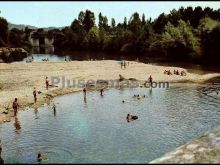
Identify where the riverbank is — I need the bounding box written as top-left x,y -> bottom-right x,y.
0,60 -> 219,124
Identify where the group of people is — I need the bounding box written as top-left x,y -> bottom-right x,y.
83,86 -> 104,99
132,94 -> 146,100
64,56 -> 71,62
12,77 -> 50,117
164,69 -> 187,76
42,58 -> 49,61
26,56 -> 34,63
120,60 -> 129,69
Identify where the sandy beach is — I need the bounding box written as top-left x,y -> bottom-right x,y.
0,60 -> 219,124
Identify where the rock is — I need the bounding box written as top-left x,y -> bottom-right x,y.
198,147 -> 206,152
171,149 -> 183,155
186,144 -> 199,151
182,154 -> 195,160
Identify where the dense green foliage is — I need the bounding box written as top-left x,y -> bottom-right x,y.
0,6 -> 220,64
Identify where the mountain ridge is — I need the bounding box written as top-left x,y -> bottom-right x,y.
8,22 -> 65,31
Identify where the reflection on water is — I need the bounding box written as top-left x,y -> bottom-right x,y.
0,83 -> 220,163
31,46 -> 54,54
14,117 -> 21,134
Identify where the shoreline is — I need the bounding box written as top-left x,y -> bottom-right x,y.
0,60 -> 220,124
149,125 -> 220,163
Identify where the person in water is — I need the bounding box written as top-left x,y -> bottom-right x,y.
83,86 -> 87,98
12,98 -> 19,117
37,152 -> 43,162
126,114 -> 138,122
45,77 -> 49,90
33,87 -> 37,103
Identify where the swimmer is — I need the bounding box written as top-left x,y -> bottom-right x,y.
37,152 -> 43,162
122,100 -> 125,103
126,114 -> 138,122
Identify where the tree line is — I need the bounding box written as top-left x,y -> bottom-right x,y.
0,6 -> 220,65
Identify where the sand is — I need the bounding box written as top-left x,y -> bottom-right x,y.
0,60 -> 219,123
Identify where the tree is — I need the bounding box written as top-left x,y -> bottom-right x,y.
123,17 -> 127,29
70,19 -> 81,33
87,26 -> 99,50
0,17 -> 9,46
198,17 -> 219,34
102,16 -> 109,31
154,20 -> 199,59
9,28 -> 23,47
153,13 -> 168,34
202,25 -> 220,64
98,12 -> 103,29
111,18 -> 116,29
82,10 -> 95,32
128,12 -> 142,37
78,11 -> 85,25
142,14 -> 146,26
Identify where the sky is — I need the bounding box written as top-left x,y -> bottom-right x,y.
0,1 -> 220,28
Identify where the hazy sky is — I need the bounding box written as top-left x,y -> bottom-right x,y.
0,1 -> 220,28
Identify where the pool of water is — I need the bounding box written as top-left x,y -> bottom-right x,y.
0,83 -> 220,163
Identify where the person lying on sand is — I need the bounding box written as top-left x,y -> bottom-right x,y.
180,70 -> 186,76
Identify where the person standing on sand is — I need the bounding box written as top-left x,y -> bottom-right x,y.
33,87 -> 37,103
100,88 -> 104,96
120,61 -> 123,69
45,77 -> 49,90
148,75 -> 153,87
123,60 -> 126,69
12,98 -> 19,117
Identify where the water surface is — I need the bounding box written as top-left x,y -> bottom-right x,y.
0,83 -> 220,163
